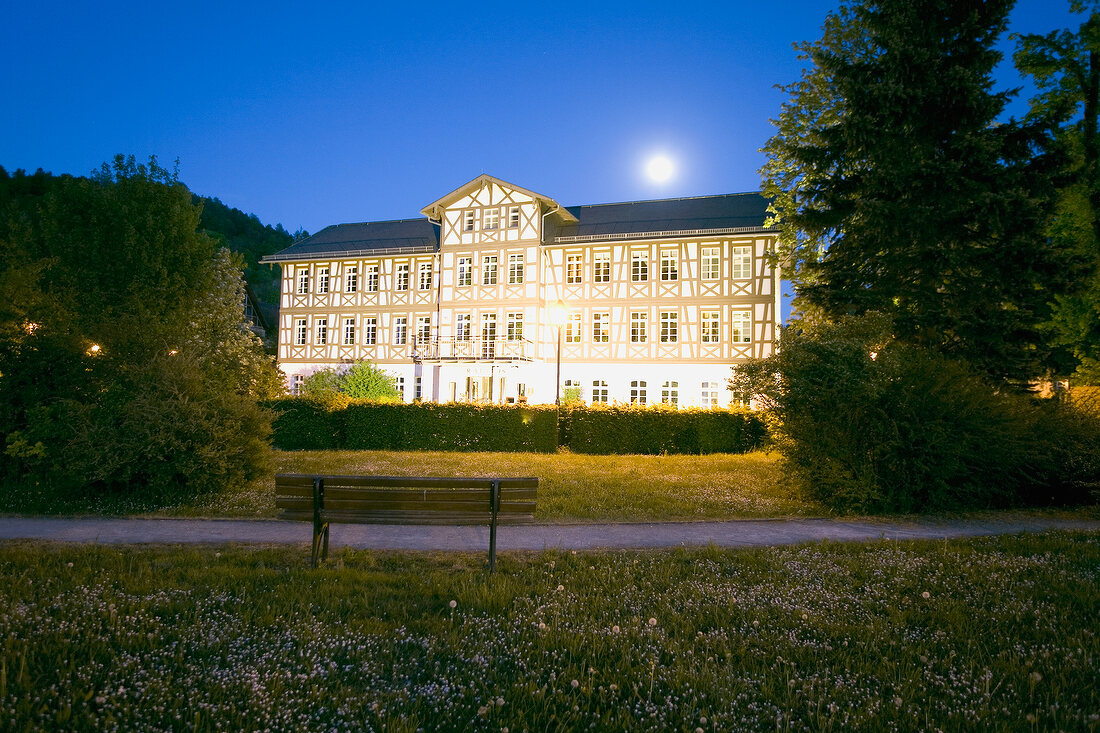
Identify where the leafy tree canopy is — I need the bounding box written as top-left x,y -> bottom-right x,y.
301,361 -> 401,402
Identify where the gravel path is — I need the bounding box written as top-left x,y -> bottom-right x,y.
1,515 -> 1097,552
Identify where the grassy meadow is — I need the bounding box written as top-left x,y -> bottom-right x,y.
2,531 -> 1098,731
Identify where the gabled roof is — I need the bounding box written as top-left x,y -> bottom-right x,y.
420,174 -> 578,223
552,192 -> 770,242
259,218 -> 439,263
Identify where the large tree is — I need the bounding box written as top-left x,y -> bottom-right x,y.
0,157 -> 281,502
1015,1 -> 1100,383
762,0 -> 1076,386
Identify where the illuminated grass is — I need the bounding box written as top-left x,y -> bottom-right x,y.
1,531 -> 1098,731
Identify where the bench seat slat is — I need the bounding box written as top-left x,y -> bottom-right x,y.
276,474 -> 536,489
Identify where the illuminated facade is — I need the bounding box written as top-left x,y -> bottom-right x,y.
260,175 -> 780,406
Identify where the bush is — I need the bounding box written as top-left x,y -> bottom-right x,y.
736,313 -> 1100,513
561,404 -> 765,455
300,361 -> 401,401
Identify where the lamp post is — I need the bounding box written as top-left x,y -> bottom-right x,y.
547,298 -> 569,406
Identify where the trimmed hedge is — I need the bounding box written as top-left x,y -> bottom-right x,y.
267,400 -> 767,454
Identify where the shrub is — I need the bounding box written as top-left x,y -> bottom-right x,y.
300,361 -> 400,402
562,404 -> 766,455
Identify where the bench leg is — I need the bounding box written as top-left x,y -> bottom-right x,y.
311,522 -> 329,568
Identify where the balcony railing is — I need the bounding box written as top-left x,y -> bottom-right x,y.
409,337 -> 535,362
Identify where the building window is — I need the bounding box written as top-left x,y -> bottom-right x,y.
317,267 -> 330,294
593,312 -> 610,343
296,268 -> 310,294
396,264 -> 409,291
594,252 -> 611,283
661,381 -> 679,405
701,381 -> 720,407
701,246 -> 720,280
294,318 -> 307,345
394,317 -> 407,345
566,253 -> 583,284
291,374 -> 304,395
483,255 -> 498,285
416,316 -> 432,344
418,262 -> 433,291
464,210 -> 475,232
457,256 -> 473,287
732,310 -> 752,343
732,246 -> 752,279
456,313 -> 471,341
484,208 -> 500,230
415,376 -> 423,400
660,250 -> 678,281
591,380 -> 609,403
507,312 -> 524,341
630,380 -> 647,405
508,206 -> 520,229
343,317 -> 356,345
395,376 -> 405,400
315,318 -> 328,345
631,251 -> 648,282
364,317 -> 377,345
481,313 -> 497,358
565,313 -> 582,343
508,253 -> 524,284
660,311 -> 678,343
631,312 -> 647,343
344,265 -> 358,293
366,264 -> 379,292
702,311 -> 721,343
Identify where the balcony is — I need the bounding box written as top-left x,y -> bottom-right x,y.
409,337 -> 535,362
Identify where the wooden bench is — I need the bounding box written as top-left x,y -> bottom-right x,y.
274,474 -> 538,571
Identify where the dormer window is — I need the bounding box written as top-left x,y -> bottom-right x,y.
484,208 -> 500,230
464,210 -> 475,232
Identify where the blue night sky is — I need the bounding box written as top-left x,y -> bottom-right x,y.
0,0 -> 1081,236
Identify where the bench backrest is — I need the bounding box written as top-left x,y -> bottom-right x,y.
275,474 -> 538,525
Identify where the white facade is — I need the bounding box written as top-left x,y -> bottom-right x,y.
262,175 -> 780,407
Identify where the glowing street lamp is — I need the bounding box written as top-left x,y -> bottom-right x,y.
547,298 -> 569,406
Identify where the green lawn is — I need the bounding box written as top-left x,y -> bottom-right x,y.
2,532 -> 1097,731
34,449 -> 814,522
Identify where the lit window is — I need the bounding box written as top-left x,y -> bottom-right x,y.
418,262 -> 433,291
483,255 -> 498,285
464,210 -> 475,232
508,253 -> 524,284
702,311 -> 721,343
291,374 -> 304,395
416,316 -> 431,344
457,256 -> 473,286
630,380 -> 647,405
507,313 -> 524,341
294,318 -> 307,345
366,264 -> 379,292
296,268 -> 310,294
315,318 -> 328,345
661,381 -> 679,405
317,267 -> 329,294
732,246 -> 752,279
732,311 -> 752,343
701,246 -> 720,280
565,313 -> 581,343
456,314 -> 471,341
396,264 -> 409,291
660,250 -> 678,281
593,312 -> 610,343
594,252 -> 610,283
631,312 -> 647,343
345,265 -> 358,292
660,312 -> 678,343
364,317 -> 377,345
591,380 -> 609,403
508,206 -> 520,229
394,317 -> 407,345
566,253 -> 583,284
343,317 -> 356,345
631,251 -> 648,282
484,208 -> 500,230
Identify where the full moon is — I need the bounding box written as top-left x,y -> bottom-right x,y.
645,155 -> 675,183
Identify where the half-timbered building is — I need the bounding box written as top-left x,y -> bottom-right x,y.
260,174 -> 780,406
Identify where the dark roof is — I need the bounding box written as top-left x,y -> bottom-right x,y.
554,192 -> 769,240
260,218 -> 439,262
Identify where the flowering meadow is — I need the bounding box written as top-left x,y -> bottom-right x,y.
2,531 -> 1098,731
